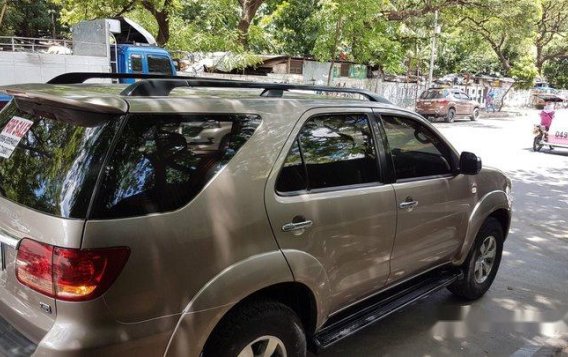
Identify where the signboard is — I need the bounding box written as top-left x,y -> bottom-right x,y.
0,116 -> 33,159
548,110 -> 568,146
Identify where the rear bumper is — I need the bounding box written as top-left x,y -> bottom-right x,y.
0,314 -> 37,357
416,109 -> 446,117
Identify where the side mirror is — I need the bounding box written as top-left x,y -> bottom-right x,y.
460,151 -> 482,175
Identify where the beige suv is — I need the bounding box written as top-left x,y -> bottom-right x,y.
0,74 -> 511,357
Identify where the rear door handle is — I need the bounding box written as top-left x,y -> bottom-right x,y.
282,220 -> 313,232
399,200 -> 418,209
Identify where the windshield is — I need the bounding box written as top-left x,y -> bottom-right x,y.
0,102 -> 119,218
420,90 -> 448,99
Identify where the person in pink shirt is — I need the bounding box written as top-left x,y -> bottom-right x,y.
540,103 -> 555,131
539,103 -> 555,149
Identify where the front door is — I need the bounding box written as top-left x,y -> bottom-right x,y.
378,113 -> 472,283
265,109 -> 397,312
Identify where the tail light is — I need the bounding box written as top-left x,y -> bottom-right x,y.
438,99 -> 449,105
16,239 -> 130,301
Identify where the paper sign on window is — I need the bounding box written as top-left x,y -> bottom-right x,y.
0,116 -> 33,159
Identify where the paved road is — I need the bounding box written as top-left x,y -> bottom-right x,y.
319,112 -> 568,356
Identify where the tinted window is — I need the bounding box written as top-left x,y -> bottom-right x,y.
382,116 -> 453,180
91,114 -> 261,218
148,55 -> 172,74
131,55 -> 143,73
277,113 -> 379,192
0,102 -> 118,218
420,90 -> 448,99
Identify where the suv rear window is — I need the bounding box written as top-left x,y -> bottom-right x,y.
0,102 -> 119,218
420,90 -> 448,99
90,113 -> 261,219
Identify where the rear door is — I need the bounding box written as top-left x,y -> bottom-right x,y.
265,108 -> 397,312
377,112 -> 472,283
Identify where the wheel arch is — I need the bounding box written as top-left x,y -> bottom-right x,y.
453,190 -> 511,265
201,281 -> 318,354
163,251 -> 325,356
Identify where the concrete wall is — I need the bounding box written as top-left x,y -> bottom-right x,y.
0,52 -> 110,85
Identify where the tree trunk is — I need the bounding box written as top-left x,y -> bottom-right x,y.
141,0 -> 170,46
237,0 -> 265,49
154,11 -> 170,46
0,1 -> 8,29
498,83 -> 514,112
536,44 -> 543,75
327,15 -> 343,86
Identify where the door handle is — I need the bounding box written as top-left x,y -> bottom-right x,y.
399,200 -> 418,209
282,220 -> 313,232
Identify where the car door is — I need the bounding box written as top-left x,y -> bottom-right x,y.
460,92 -> 474,114
265,108 -> 397,312
376,111 -> 472,283
451,91 -> 466,115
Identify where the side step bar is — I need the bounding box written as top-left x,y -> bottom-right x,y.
311,269 -> 462,352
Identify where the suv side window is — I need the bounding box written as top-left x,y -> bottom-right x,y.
382,115 -> 453,180
276,113 -> 380,192
91,113 -> 261,219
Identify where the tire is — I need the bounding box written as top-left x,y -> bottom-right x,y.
533,136 -> 543,152
203,300 -> 307,357
445,108 -> 456,123
470,107 -> 480,121
448,217 -> 503,300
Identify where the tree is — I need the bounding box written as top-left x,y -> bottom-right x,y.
543,57 -> 568,88
535,0 -> 568,74
54,0 -> 178,45
457,0 -> 540,75
237,0 -> 265,48
255,0 -> 320,56
0,0 -> 65,37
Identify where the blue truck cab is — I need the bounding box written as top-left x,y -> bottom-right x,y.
111,44 -> 177,84
0,94 -> 11,111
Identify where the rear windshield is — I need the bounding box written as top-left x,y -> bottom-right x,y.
420,90 -> 448,99
90,113 -> 261,219
0,102 -> 119,218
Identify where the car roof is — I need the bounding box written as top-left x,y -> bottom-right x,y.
0,82 -> 410,115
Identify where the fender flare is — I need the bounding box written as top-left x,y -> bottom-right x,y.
164,249 -> 331,356
164,251 -> 293,356
454,190 -> 511,265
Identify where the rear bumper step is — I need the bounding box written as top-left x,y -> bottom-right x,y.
0,314 -> 37,357
311,269 -> 462,352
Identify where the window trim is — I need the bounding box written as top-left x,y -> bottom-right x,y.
377,112 -> 459,183
275,111 -> 384,196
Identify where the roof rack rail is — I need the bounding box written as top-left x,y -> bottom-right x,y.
47,72 -> 392,104
47,72 -> 233,84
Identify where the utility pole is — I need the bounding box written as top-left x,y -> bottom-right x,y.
428,10 -> 439,89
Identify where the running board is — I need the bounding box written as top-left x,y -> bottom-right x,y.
311,269 -> 462,352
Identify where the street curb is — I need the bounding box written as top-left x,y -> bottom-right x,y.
479,111 -> 527,119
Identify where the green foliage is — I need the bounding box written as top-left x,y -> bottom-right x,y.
255,0 -> 320,56
510,55 -> 538,88
543,58 -> 568,89
0,0 -> 66,37
457,0 -> 539,75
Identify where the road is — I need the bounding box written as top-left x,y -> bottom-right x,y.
319,112 -> 568,356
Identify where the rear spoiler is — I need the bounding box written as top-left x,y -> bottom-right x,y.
0,87 -> 127,126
